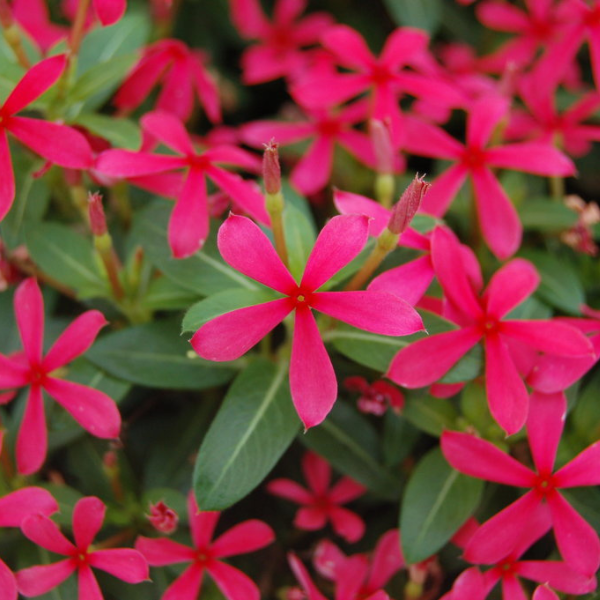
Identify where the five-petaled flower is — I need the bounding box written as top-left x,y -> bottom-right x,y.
16,496 -> 148,598
136,492 -> 274,600
191,213 -> 424,429
0,278 -> 121,474
268,451 -> 366,542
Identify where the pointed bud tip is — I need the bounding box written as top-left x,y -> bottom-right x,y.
88,191 -> 107,236
263,138 -> 281,195
387,174 -> 431,235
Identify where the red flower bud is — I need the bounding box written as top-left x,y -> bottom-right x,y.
263,139 -> 281,195
370,118 -> 394,174
147,500 -> 179,534
88,191 -> 107,236
387,174 -> 431,235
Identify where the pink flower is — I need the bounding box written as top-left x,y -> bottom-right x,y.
288,552 -> 390,600
267,451 -> 366,542
344,377 -> 404,416
0,55 -> 93,222
191,213 -> 424,428
292,25 -> 461,147
17,496 -> 148,598
114,39 -> 221,123
388,226 -> 593,434
11,0 -> 69,53
136,492 -> 274,600
313,530 -> 404,597
96,110 -> 267,258
333,189 -> 434,305
442,390 -> 600,576
0,278 -> 121,474
404,96 -> 575,258
241,101 -> 380,195
228,0 -> 334,84
147,501 -> 179,535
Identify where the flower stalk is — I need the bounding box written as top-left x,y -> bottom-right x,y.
263,140 -> 289,267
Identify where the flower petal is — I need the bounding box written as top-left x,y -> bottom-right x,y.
73,497 -> 105,551
2,55 -> 66,116
419,164 -> 468,217
43,311 -> 107,372
499,320 -> 593,356
14,278 -> 44,365
288,554 -> 329,600
532,585 -> 559,600
464,491 -> 542,564
388,327 -> 481,388
0,129 -> 15,221
548,491 -> 600,577
291,135 -> 334,195
294,506 -> 327,530
290,305 -> 337,429
329,506 -> 365,542
486,143 -> 575,176
135,537 -> 195,565
0,487 -> 58,527
312,290 -> 423,335
93,0 -> 125,25
484,259 -> 539,320
208,560 -> 260,600
212,520 -> 274,558
8,117 -> 92,169
188,496 -> 220,550
241,120 -> 314,146
471,166 -> 522,260
89,549 -> 149,582
302,451 -> 330,495
321,25 -> 374,69
301,214 -> 369,291
141,111 -> 194,156
501,577 -> 528,600
485,332 -> 530,435
441,431 -> 535,486
517,561 -> 597,594
0,353 -> 29,388
0,559 -> 16,600
381,27 -> 429,67
367,529 -> 404,589
527,391 -> 566,476
163,564 -> 204,600
96,149 -> 185,177
404,116 -> 463,160
467,96 -> 509,148
329,477 -> 365,504
555,441 -> 600,488
16,385 -> 47,475
267,479 -> 312,504
77,567 -> 103,600
21,513 -> 74,555
333,189 -> 390,237
168,169 -> 209,258
367,255 -> 434,305
191,299 -> 293,361
16,560 -> 74,597
43,377 -> 121,439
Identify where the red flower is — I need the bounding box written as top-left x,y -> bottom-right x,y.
17,497 -> 148,598
0,55 -> 93,222
136,492 -> 274,600
0,278 -> 121,474
268,452 -> 366,542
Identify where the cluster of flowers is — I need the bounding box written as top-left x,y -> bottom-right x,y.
0,0 -> 599,599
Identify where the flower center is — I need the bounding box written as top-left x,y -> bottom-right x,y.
317,118 -> 341,137
370,63 -> 392,85
499,560 -> 516,577
293,288 -> 312,307
534,473 -> 556,496
478,316 -> 499,336
27,365 -> 47,386
461,145 -> 488,170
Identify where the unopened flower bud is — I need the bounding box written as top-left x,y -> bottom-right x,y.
147,500 -> 179,534
370,119 -> 394,174
263,139 -> 281,195
387,174 -> 430,235
88,192 -> 107,236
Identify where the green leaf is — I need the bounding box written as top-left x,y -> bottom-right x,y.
383,411 -> 420,468
25,222 -> 107,298
382,0 -> 443,33
0,61 -> 23,103
134,202 -> 261,296
301,401 -> 401,499
519,198 -> 577,232
141,276 -> 200,311
283,203 -> 316,281
86,319 -> 236,389
194,359 -> 300,510
74,113 -> 141,150
400,448 -> 483,564
182,288 -> 277,333
520,250 -> 585,314
403,395 -> 458,437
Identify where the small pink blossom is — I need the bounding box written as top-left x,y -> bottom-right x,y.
0,278 -> 121,474
344,377 -> 404,416
268,452 -> 366,542
17,496 -> 148,598
147,501 -> 179,535
136,492 -> 274,600
191,213 -> 424,428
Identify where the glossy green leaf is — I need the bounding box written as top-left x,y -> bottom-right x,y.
383,411 -> 420,468
283,203 -> 316,281
86,319 -> 236,389
182,288 -> 278,333
302,401 -> 401,499
141,276 -> 200,311
519,198 -> 577,231
400,448 -> 483,564
25,222 -> 107,298
383,0 -> 442,32
134,202 -> 261,296
74,113 -> 141,150
194,359 -> 300,510
403,395 -> 458,437
521,250 -> 585,314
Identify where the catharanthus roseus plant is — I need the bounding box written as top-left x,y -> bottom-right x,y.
1,0 -> 600,599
